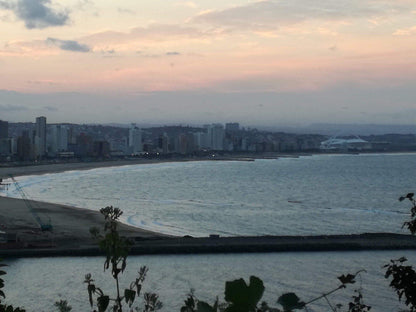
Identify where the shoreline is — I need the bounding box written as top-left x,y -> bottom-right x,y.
1,154 -> 415,258
0,196 -> 170,253
1,194 -> 415,258
1,151 -> 415,179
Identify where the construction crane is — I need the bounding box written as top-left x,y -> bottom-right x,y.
9,175 -> 52,232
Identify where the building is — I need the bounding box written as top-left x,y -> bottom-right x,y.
225,123 -> 239,132
34,116 -> 47,158
129,124 -> 142,154
157,133 -> 169,154
49,125 -> 68,156
93,140 -> 110,158
208,124 -> 225,151
17,131 -> 32,161
320,136 -> 372,151
0,120 -> 8,139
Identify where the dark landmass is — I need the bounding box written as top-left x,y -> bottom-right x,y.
1,233 -> 415,258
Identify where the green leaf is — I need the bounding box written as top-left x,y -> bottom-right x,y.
224,276 -> 264,311
124,289 -> 136,306
277,293 -> 304,311
0,271 -> 5,276
97,295 -> 110,312
197,301 -> 216,312
337,274 -> 356,285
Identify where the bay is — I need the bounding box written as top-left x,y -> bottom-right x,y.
1,153 -> 416,311
3,153 -> 415,236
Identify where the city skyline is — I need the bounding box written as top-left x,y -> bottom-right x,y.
1,0 -> 415,125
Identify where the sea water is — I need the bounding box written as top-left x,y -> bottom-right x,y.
2,153 -> 416,236
3,251 -> 416,311
1,153 -> 416,311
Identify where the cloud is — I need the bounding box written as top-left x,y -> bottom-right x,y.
393,25 -> 416,36
83,24 -> 212,48
43,105 -> 58,112
0,1 -> 12,9
192,0 -> 413,31
0,0 -> 69,29
0,103 -> 29,112
46,38 -> 90,52
166,51 -> 181,55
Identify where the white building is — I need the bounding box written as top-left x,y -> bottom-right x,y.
320,136 -> 371,151
209,123 -> 225,151
49,125 -> 68,155
129,124 -> 142,154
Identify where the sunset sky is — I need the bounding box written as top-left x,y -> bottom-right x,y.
1,0 -> 415,126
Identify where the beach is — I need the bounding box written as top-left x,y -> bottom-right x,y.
1,195 -> 415,258
1,159 -> 416,258
0,158 -> 195,178
0,196 -> 168,251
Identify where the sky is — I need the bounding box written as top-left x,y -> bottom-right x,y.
0,0 -> 415,126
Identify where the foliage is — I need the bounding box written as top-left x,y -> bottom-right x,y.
54,300 -> 72,312
180,271 -> 368,312
347,290 -> 371,312
85,206 -> 162,312
399,192 -> 416,235
384,257 -> 416,311
382,193 -> 416,312
0,260 -> 25,312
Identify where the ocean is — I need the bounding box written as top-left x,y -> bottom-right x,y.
2,153 -> 415,236
1,153 -> 416,311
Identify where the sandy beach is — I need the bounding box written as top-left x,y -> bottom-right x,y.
0,196 -> 168,250
1,160 -> 415,257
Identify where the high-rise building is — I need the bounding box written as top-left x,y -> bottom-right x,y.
225,123 -> 239,132
129,124 -> 142,154
35,116 -> 47,157
0,120 -> 10,157
50,125 -> 68,155
209,123 -> 225,151
0,120 -> 8,139
17,131 -> 33,161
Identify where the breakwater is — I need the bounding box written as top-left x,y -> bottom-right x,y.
1,233 -> 415,258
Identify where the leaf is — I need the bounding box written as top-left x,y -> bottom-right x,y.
277,293 -> 304,311
97,295 -> 110,312
224,276 -> 264,311
406,193 -> 414,200
0,271 -> 5,276
338,274 -> 356,285
124,289 -> 136,306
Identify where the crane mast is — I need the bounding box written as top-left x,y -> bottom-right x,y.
9,176 -> 52,232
